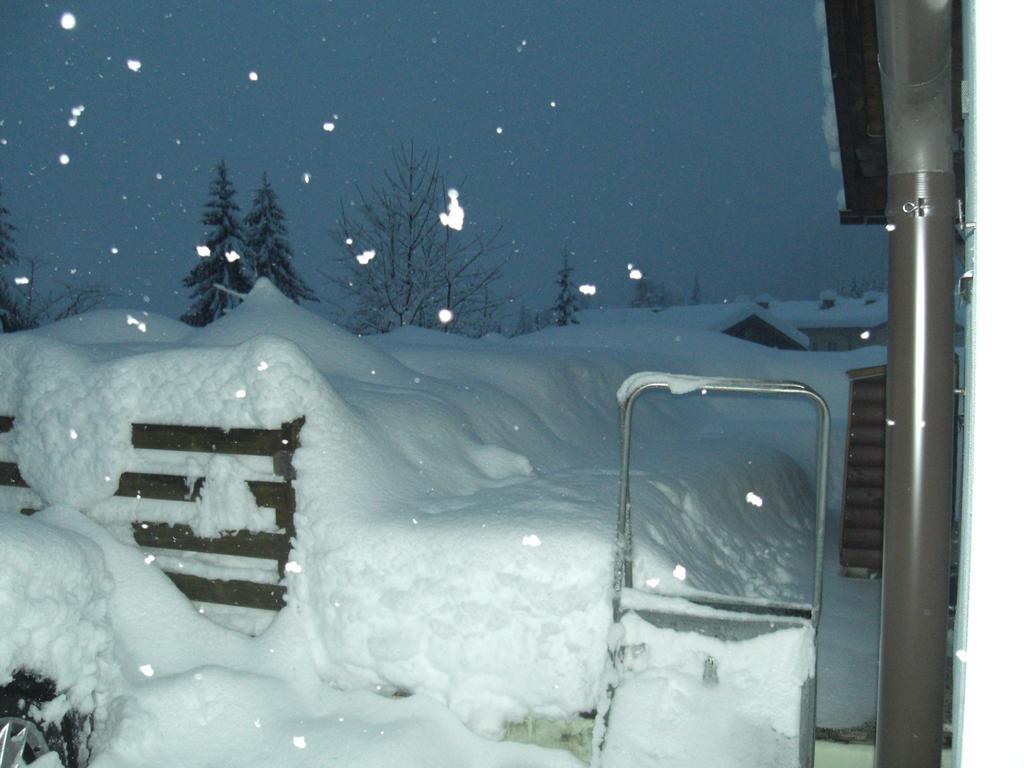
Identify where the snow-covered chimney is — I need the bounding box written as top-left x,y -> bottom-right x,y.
755,293 -> 773,309
819,289 -> 837,310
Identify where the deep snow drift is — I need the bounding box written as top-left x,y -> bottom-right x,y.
1,281 -> 885,765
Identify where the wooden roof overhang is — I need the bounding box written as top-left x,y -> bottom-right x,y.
823,0 -> 964,225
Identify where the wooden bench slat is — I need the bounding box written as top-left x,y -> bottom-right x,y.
132,418 -> 303,457
132,522 -> 291,562
115,472 -> 294,513
165,572 -> 286,611
0,461 -> 29,488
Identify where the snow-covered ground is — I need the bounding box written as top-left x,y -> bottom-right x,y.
1,281 -> 885,766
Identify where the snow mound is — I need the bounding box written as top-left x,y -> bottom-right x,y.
23,308 -> 193,347
602,612 -> 814,767
194,278 -> 413,385
0,509 -> 115,719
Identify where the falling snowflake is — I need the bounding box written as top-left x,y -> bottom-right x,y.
249,71 -> 259,81
323,121 -> 335,132
645,577 -> 660,588
225,249 -> 241,262
126,59 -> 142,72
579,284 -> 597,296
438,308 -> 454,325
110,246 -> 119,255
69,429 -> 78,440
356,250 -> 375,265
628,268 -> 643,280
196,245 -> 211,257
60,12 -> 76,30
292,736 -> 307,749
439,189 -> 464,231
302,172 -> 311,184
284,561 -> 302,574
144,554 -> 155,565
521,533 -> 542,547
745,491 -> 764,507
235,389 -> 246,399
860,330 -> 871,340
672,564 -> 687,581
257,361 -> 269,371
59,153 -> 70,165
139,664 -> 155,677
14,276 -> 29,285
495,126 -> 504,135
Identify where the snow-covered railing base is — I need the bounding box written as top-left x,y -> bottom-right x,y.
0,415 -> 303,613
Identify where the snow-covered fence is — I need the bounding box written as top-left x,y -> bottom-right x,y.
0,414 -> 303,612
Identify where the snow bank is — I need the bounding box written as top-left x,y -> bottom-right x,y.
1,284 -> 886,755
0,509 -> 116,720
602,612 -> 814,768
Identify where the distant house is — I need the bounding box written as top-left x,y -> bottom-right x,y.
769,291 -> 889,351
643,303 -> 811,351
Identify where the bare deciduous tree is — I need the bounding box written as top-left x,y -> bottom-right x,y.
326,143 -> 506,335
1,258 -> 109,331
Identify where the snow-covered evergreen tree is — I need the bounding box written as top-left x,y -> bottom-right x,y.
181,161 -> 252,326
689,272 -> 702,305
243,174 -> 317,303
0,182 -> 16,268
0,182 -> 20,331
552,249 -> 580,326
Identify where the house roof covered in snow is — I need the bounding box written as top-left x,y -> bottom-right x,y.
766,295 -> 889,329
578,303 -> 810,350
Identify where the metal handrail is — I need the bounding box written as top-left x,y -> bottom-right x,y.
612,374 -> 831,630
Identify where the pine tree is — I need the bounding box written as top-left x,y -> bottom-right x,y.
0,181 -> 17,268
244,174 -> 317,303
181,161 -> 252,326
552,248 -> 580,326
0,181 -> 20,331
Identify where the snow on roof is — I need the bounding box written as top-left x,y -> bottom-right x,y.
769,294 -> 889,329
578,302 -> 811,349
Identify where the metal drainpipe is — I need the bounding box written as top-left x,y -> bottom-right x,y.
873,1 -> 956,766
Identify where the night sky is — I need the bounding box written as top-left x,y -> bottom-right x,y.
0,1 -> 885,324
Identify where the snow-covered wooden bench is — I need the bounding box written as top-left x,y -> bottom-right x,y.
0,415 -> 303,612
